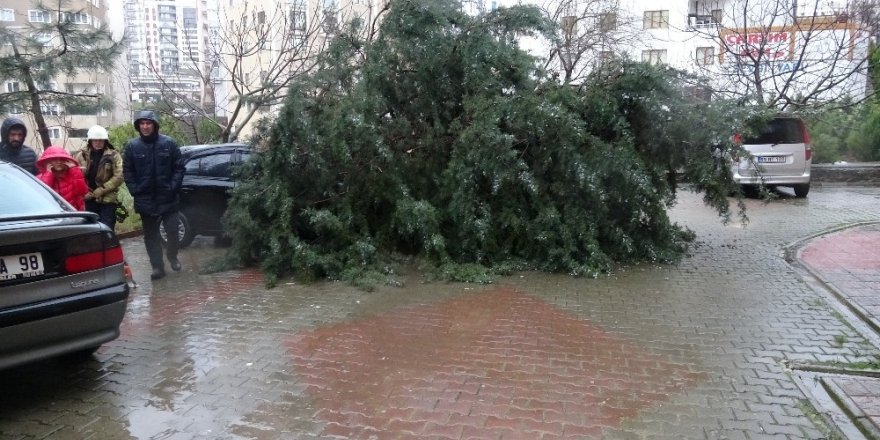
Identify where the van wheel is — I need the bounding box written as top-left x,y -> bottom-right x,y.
741,185 -> 760,198
793,184 -> 810,198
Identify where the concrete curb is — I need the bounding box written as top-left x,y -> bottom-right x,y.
784,222 -> 880,336
821,377 -> 880,440
116,229 -> 143,240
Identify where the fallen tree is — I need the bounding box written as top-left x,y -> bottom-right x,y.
224,0 -> 760,287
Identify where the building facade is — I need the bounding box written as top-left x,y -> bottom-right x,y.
523,0 -> 868,104
125,0 -> 215,114
0,0 -> 129,152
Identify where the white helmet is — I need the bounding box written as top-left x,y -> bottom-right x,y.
87,125 -> 109,140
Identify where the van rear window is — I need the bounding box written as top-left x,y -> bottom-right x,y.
743,118 -> 804,144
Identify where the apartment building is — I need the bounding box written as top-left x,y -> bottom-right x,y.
0,0 -> 129,151
211,0 -> 392,140
533,0 -> 868,102
125,0 -> 216,113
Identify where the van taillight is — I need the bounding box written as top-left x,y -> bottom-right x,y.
800,121 -> 813,161
65,232 -> 125,274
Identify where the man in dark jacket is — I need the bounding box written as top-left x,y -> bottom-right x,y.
0,118 -> 38,174
123,110 -> 185,280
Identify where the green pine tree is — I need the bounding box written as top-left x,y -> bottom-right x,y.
0,1 -> 123,147
224,0 -> 756,287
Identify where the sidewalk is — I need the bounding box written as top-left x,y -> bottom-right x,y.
798,223 -> 880,439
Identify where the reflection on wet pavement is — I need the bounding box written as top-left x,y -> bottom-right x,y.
1,187 -> 880,439
288,286 -> 706,439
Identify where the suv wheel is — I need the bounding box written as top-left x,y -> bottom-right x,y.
793,183 -> 810,198
159,211 -> 196,248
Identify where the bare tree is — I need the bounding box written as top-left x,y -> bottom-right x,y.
687,0 -> 877,110
522,0 -> 642,84
130,0 -> 392,143
0,0 -> 123,147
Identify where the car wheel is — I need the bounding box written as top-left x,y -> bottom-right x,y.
793,183 -> 810,198
160,211 -> 196,248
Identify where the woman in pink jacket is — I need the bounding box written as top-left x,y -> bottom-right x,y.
36,146 -> 89,210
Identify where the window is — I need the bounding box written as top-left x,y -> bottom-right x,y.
48,127 -> 63,139
599,12 -> 617,32
69,128 -> 88,138
257,11 -> 266,24
696,46 -> 715,65
643,10 -> 668,29
41,104 -> 60,116
6,81 -> 20,92
29,10 -> 52,23
641,49 -> 667,64
711,9 -> 722,24
60,12 -> 90,25
186,153 -> 234,178
0,9 -> 14,22
290,9 -> 306,33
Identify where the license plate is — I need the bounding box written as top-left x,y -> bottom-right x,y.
758,156 -> 786,163
0,252 -> 45,280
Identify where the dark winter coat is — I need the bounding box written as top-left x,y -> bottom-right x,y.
122,111 -> 185,216
0,118 -> 38,174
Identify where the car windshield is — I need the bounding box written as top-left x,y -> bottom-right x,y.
0,166 -> 67,217
743,118 -> 804,145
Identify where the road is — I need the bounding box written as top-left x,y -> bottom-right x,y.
1,186 -> 879,440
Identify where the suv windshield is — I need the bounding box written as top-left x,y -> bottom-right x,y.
0,166 -> 66,217
743,118 -> 804,145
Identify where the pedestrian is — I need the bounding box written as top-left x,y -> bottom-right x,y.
74,125 -> 124,230
122,110 -> 184,280
36,146 -> 89,210
0,117 -> 38,174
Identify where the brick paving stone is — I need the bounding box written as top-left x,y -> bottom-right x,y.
1,188 -> 879,439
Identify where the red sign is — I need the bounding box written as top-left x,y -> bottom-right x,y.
724,31 -> 792,61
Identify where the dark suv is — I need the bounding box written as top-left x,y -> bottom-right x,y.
165,143 -> 253,247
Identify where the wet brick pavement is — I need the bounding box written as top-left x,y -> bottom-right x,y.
798,223 -> 880,439
0,186 -> 879,439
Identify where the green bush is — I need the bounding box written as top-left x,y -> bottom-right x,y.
847,103 -> 880,161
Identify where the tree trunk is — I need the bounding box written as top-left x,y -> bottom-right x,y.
13,46 -> 51,148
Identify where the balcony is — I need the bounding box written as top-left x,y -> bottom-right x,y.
687,14 -> 720,29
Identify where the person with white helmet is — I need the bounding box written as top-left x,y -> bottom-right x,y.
74,125 -> 124,230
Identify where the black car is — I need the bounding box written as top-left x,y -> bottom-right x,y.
0,161 -> 128,369
163,143 -> 253,248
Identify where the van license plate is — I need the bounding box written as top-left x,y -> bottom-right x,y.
0,252 -> 45,280
758,156 -> 786,163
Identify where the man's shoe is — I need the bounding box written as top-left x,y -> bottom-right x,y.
169,258 -> 182,272
151,268 -> 166,280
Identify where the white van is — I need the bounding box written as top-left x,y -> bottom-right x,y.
732,116 -> 813,198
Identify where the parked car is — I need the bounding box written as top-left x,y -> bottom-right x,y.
732,116 -> 813,198
0,161 -> 128,370
161,143 -> 253,248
